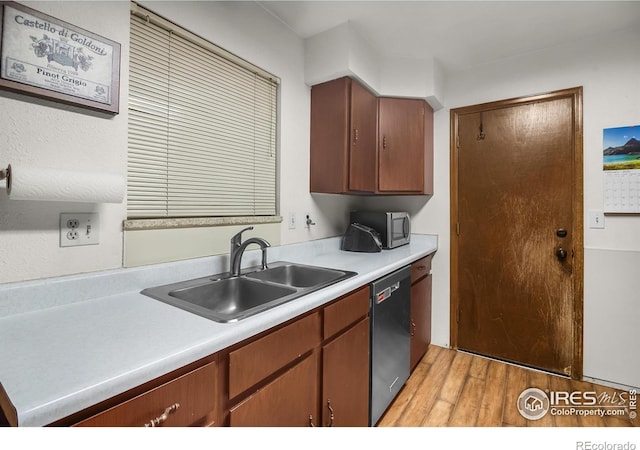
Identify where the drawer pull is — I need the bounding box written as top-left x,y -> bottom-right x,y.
326,399 -> 334,427
144,403 -> 180,427
417,265 -> 427,271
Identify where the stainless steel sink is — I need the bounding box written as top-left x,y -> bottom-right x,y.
141,262 -> 357,323
245,263 -> 349,288
169,277 -> 297,319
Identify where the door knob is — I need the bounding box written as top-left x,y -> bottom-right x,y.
556,247 -> 568,260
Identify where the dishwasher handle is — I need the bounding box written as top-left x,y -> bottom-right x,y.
375,281 -> 400,304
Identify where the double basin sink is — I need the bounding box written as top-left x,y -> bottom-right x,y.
142,262 -> 357,323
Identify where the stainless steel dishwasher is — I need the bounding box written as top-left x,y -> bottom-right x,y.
369,265 -> 411,426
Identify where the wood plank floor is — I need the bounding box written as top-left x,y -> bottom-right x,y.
379,345 -> 638,427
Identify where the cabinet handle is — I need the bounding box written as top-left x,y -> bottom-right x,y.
309,414 -> 316,427
326,399 -> 335,427
411,320 -> 416,336
144,403 -> 180,427
353,128 -> 359,144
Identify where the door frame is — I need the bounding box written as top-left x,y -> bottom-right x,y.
449,87 -> 584,379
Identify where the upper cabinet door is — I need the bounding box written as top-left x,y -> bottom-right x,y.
348,80 -> 378,193
378,97 -> 432,193
310,77 -> 351,194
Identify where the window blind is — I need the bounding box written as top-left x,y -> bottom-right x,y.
128,7 -> 279,218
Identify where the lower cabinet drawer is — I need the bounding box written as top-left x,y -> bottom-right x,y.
411,254 -> 433,283
228,312 -> 321,399
74,361 -> 218,427
323,286 -> 369,340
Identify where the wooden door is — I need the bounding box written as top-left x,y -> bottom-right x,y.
322,318 -> 370,427
378,97 -> 426,192
451,88 -> 583,377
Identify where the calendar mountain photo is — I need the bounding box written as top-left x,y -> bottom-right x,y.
603,137 -> 640,171
603,137 -> 640,155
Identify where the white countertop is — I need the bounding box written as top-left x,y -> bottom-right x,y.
0,234 -> 437,427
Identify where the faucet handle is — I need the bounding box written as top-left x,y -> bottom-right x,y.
231,226 -> 254,245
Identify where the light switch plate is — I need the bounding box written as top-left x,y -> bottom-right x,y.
288,212 -> 296,229
588,210 -> 605,229
60,213 -> 100,247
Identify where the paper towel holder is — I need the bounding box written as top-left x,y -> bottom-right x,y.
0,165 -> 11,191
1,164 -> 125,203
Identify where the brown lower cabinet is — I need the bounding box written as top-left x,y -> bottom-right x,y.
410,254 -> 433,372
322,317 -> 369,426
225,286 -> 370,427
229,352 -> 320,426
56,285 -> 372,427
73,358 -> 219,427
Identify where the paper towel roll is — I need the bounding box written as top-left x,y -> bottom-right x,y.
6,164 -> 125,203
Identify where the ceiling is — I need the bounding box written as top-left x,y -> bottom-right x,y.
258,1 -> 640,73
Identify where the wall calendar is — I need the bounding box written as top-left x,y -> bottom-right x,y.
603,125 -> 640,214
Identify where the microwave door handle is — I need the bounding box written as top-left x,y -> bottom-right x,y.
403,216 -> 410,237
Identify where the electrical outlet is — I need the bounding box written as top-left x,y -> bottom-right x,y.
60,213 -> 100,247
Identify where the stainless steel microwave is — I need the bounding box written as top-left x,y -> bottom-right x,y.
349,211 -> 410,249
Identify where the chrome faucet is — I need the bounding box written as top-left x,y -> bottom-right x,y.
229,226 -> 270,277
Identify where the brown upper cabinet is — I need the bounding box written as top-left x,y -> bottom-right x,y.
310,76 -> 377,193
378,97 -> 433,193
310,76 -> 434,195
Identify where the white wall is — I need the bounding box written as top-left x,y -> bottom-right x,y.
422,26 -> 640,388
304,21 -> 381,91
0,1 -> 351,284
304,21 -> 444,110
0,2 -> 129,283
